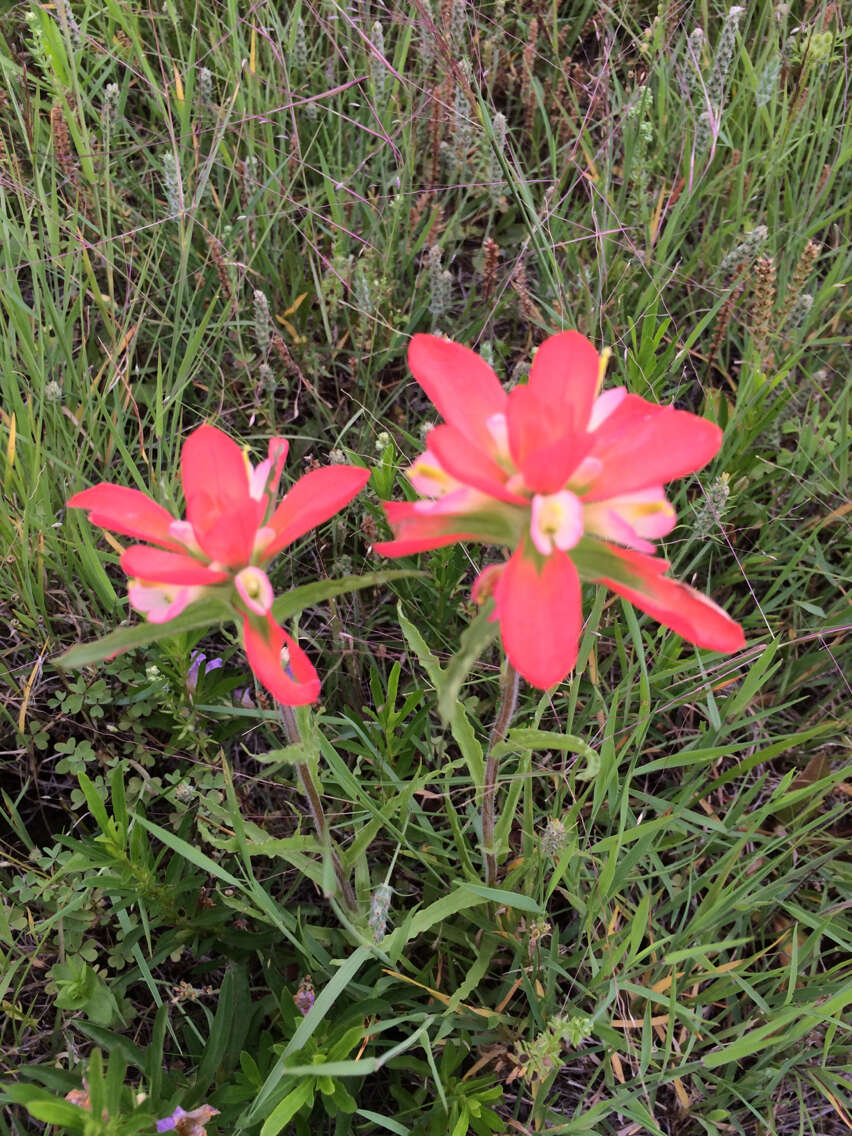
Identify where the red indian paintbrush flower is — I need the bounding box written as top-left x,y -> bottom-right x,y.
68,425 -> 369,704
374,333 -> 745,688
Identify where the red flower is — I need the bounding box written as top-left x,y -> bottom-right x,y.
374,333 -> 745,688
69,425 -> 369,704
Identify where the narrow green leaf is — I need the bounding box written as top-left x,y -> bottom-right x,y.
355,1109 -> 411,1135
437,600 -> 499,725
54,599 -> 230,670
259,1078 -> 314,1136
196,967 -> 236,1090
272,570 -> 422,621
462,884 -> 543,914
77,771 -> 111,836
247,946 -> 372,1123
131,814 -> 242,887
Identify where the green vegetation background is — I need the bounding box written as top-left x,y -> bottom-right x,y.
0,1 -> 849,1134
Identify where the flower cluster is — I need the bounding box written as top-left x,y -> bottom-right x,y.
69,425 -> 368,704
374,332 -> 744,687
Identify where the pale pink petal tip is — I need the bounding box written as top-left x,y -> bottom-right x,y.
128,582 -> 201,623
234,566 -> 274,615
530,491 -> 583,556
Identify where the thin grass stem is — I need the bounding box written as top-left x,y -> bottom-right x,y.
278,703 -> 358,912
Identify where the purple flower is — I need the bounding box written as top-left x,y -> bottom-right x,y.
186,651 -> 225,697
155,1104 -> 219,1135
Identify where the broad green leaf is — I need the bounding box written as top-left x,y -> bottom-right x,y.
407,887 -> 489,939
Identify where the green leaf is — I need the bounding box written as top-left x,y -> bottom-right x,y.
196,966 -> 236,1090
76,771 -> 112,838
702,986 -> 852,1069
462,884 -> 543,914
247,946 -> 372,1124
259,1078 -> 315,1136
54,598 -> 231,670
437,600 -> 499,725
385,887 -> 489,961
131,813 -> 243,887
355,1109 -> 411,1135
271,570 -> 423,621
398,604 -> 484,783
503,728 -> 599,764
1,1086 -> 86,1129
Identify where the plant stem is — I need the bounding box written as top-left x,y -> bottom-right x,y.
481,661 -> 520,887
278,703 -> 357,912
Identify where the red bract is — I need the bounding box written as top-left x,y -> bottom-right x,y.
374,332 -> 745,688
69,425 -> 369,704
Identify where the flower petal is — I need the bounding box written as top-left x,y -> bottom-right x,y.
594,545 -> 745,652
68,484 -> 180,548
241,614 -> 321,705
120,546 -> 229,586
471,562 -> 505,608
234,566 -> 274,615
527,331 -> 601,432
427,425 -> 526,504
583,488 -> 676,553
506,385 -> 592,493
128,581 -> 202,623
583,395 -> 723,501
493,546 -> 582,688
260,465 -> 370,560
249,436 -> 289,502
373,501 -> 480,557
181,424 -> 252,535
192,499 -> 265,566
408,334 -> 508,451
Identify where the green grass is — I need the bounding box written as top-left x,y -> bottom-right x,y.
0,1 -> 850,1133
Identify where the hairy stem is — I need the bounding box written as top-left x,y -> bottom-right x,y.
279,703 -> 357,912
481,661 -> 520,887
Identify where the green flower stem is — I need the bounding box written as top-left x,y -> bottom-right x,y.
278,703 -> 357,912
481,660 -> 520,887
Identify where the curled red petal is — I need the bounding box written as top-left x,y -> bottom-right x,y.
493,546 -> 582,688
181,424 -> 251,536
527,331 -> 601,433
471,562 -> 506,608
261,465 -> 370,560
595,545 -> 745,652
427,425 -> 526,504
583,395 -> 723,501
262,437 -> 290,500
120,546 -> 229,586
408,334 -> 508,452
241,614 -> 321,705
68,484 -> 180,548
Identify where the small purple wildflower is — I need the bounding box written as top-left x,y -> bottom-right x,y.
293,974 -> 315,1016
186,651 -> 225,697
155,1103 -> 219,1134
